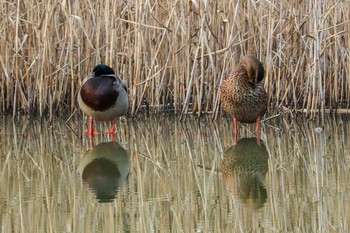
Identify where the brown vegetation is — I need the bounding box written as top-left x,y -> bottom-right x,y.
1,0 -> 349,118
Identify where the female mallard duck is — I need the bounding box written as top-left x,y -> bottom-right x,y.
222,138 -> 268,209
220,55 -> 267,144
78,64 -> 128,136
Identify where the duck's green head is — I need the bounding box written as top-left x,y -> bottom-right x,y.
93,64 -> 115,77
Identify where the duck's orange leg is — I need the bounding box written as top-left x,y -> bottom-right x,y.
85,117 -> 100,137
255,117 -> 261,145
103,120 -> 116,136
233,117 -> 238,145
89,135 -> 95,149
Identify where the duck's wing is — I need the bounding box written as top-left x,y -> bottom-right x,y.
119,78 -> 128,93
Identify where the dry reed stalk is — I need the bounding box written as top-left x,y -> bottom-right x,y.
0,0 -> 349,119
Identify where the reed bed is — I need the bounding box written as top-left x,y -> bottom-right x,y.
1,0 -> 349,118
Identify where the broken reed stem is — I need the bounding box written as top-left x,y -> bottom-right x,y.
0,0 -> 349,118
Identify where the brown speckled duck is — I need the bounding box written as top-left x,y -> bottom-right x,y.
78,64 -> 128,137
222,138 -> 269,209
220,55 -> 267,144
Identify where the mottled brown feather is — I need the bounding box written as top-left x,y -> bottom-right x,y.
222,138 -> 268,209
220,55 -> 267,123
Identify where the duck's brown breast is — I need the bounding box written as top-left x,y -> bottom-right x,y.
80,77 -> 118,111
221,68 -> 267,123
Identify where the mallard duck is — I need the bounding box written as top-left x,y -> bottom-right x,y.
222,138 -> 268,209
78,141 -> 130,203
220,55 -> 267,144
78,64 -> 128,136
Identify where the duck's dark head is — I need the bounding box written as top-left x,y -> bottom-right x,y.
241,55 -> 265,84
93,64 -> 115,77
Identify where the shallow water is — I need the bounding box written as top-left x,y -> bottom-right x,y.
0,114 -> 349,232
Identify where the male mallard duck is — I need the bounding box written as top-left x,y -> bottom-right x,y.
220,55 -> 267,144
78,64 -> 128,136
78,141 -> 130,203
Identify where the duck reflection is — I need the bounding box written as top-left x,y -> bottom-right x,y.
78,141 -> 130,203
222,137 -> 268,209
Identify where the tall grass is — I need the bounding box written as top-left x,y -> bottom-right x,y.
0,0 -> 349,117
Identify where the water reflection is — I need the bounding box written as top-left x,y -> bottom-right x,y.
78,141 -> 130,203
222,137 -> 269,209
1,115 -> 350,232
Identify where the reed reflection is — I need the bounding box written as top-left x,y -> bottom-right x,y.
78,141 -> 130,203
222,137 -> 269,209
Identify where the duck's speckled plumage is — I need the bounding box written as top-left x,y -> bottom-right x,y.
222,138 -> 268,209
220,55 -> 267,123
